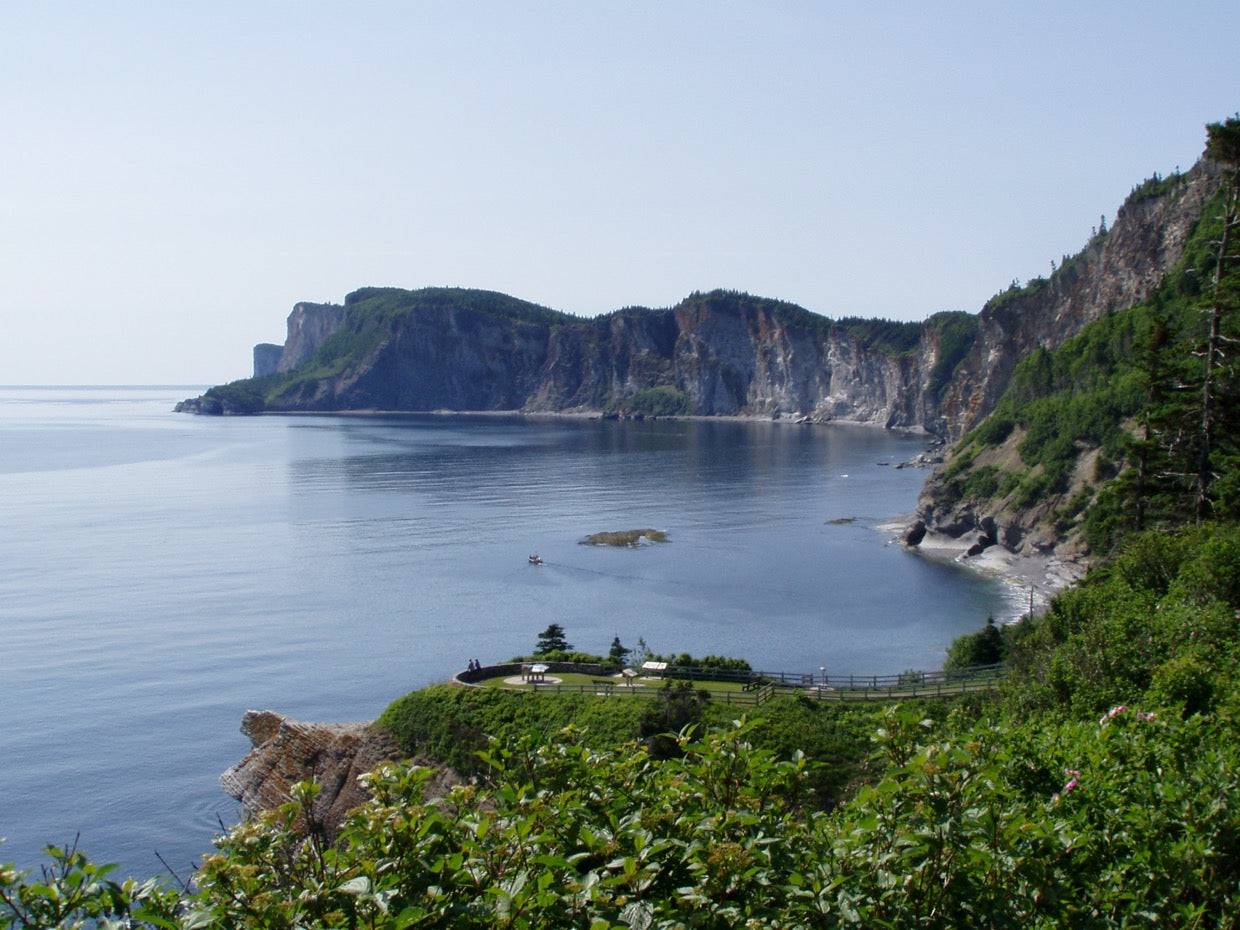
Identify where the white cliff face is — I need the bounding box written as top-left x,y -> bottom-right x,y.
277,302 -> 348,373
819,335 -> 920,428
666,296 -> 917,424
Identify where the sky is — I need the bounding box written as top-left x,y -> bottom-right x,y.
3,2 -> 1237,385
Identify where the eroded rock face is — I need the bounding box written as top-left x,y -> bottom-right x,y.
253,343 -> 283,378
936,161 -> 1218,440
277,302 -> 348,373
219,711 -> 404,841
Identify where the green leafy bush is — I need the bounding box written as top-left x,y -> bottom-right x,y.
944,616 -> 1006,670
22,703 -> 1235,928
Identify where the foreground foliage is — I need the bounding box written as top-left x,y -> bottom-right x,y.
11,703 -> 1237,928
1001,523 -> 1240,719
0,841 -> 180,929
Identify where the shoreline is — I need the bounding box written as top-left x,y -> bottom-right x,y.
878,517 -> 1086,619
189,401 -> 935,434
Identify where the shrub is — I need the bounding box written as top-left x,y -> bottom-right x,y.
609,386 -> 690,417
944,616 -> 1006,670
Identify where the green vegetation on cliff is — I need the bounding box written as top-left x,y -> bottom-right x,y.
934,119 -> 1240,556
835,316 -> 922,355
203,374 -> 278,414
923,310 -> 979,400
603,386 -> 690,417
314,286 -> 576,333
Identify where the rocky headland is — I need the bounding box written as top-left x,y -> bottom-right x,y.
220,710 -> 455,842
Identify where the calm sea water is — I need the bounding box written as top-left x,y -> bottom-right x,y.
0,386 -> 1017,878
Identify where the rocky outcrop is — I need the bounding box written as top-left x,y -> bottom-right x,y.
277,302 -> 348,373
173,395 -> 223,415
220,711 -> 409,841
910,419 -> 1101,591
272,301 -> 553,412
902,164 -> 1220,574
253,343 -> 283,378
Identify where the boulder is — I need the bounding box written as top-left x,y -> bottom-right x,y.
964,531 -> 995,557
903,520 -> 927,547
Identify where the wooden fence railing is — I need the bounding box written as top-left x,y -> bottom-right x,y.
515,679 -> 779,706
454,661 -> 1006,704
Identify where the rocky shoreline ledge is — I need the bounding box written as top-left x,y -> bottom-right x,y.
884,516 -> 1086,616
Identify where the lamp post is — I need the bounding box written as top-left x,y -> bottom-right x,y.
820,666 -> 826,687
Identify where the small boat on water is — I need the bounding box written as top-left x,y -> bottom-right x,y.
528,554 -> 544,565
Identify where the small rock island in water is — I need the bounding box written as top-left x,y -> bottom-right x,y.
582,529 -> 669,547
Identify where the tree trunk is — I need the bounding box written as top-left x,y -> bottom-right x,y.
1197,185 -> 1238,520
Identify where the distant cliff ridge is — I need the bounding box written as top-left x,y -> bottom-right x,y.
190,159 -> 1216,438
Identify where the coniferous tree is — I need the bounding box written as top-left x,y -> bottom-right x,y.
1196,116 -> 1240,520
533,623 -> 572,656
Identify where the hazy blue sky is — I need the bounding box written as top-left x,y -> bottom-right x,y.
3,1 -> 1237,384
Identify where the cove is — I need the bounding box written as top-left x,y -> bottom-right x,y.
0,387 -> 1017,878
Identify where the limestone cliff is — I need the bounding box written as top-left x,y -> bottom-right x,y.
276,302 -> 348,373
253,343 -> 282,378
270,298 -> 553,412
237,290 -> 953,430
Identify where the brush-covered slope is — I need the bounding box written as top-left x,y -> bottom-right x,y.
918,121 -> 1240,564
